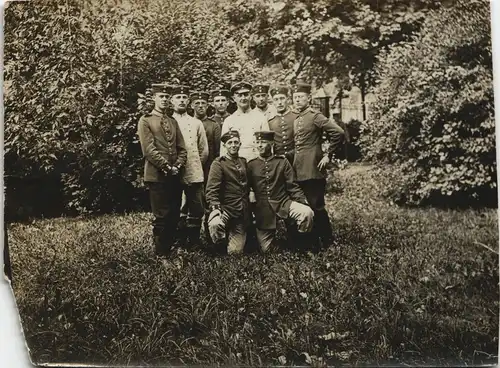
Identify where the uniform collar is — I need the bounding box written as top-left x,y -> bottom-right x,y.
292,105 -> 310,114
277,108 -> 290,116
234,108 -> 252,115
223,153 -> 240,161
257,154 -> 274,162
172,111 -> 188,119
152,109 -> 165,117
215,111 -> 230,118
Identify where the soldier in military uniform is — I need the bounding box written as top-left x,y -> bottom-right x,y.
268,86 -> 298,164
291,82 -> 345,247
137,83 -> 187,256
190,91 -> 221,183
252,83 -> 277,121
171,85 -> 209,247
205,130 -> 251,255
221,81 -> 270,161
210,89 -> 232,128
247,131 -> 314,252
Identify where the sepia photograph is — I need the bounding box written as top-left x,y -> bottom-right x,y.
2,0 -> 499,366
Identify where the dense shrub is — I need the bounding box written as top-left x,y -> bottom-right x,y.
359,0 -> 496,206
4,0 -> 260,215
9,167 -> 499,366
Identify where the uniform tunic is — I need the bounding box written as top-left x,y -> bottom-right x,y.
137,109 -> 187,253
205,156 -> 251,225
211,111 -> 231,128
137,109 -> 187,182
292,107 -> 345,182
255,104 -> 277,121
268,109 -> 298,164
173,112 -> 209,184
247,155 -> 308,230
200,117 -> 221,182
221,109 -> 270,161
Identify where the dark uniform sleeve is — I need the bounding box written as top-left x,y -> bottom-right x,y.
213,122 -> 221,157
313,112 -> 345,160
173,118 -> 187,168
283,159 -> 308,205
206,159 -> 223,210
137,116 -> 171,173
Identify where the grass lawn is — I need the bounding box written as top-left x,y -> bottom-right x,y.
8,163 -> 499,366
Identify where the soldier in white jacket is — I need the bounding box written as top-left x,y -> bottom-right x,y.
171,85 -> 209,247
220,81 -> 270,162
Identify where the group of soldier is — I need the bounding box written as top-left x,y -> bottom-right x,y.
137,80 -> 345,257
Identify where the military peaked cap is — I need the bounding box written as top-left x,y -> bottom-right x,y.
221,130 -> 241,143
230,81 -> 253,95
254,130 -> 275,141
171,85 -> 190,96
291,82 -> 312,94
270,86 -> 290,97
211,89 -> 231,99
190,91 -> 210,101
252,84 -> 270,94
151,83 -> 170,94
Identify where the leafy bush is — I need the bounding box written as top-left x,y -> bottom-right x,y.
4,0 -> 259,215
359,0 -> 496,206
9,167 -> 499,366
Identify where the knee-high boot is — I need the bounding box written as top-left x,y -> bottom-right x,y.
316,209 -> 333,247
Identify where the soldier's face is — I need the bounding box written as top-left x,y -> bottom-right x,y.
192,99 -> 208,117
213,96 -> 229,113
153,92 -> 169,110
253,93 -> 268,109
224,137 -> 241,156
293,92 -> 310,110
233,90 -> 251,109
256,139 -> 273,157
272,94 -> 289,113
171,94 -> 189,113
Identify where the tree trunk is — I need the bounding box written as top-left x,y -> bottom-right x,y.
360,75 -> 367,121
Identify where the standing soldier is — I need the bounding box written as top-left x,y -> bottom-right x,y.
252,84 -> 277,121
205,130 -> 251,255
291,81 -> 345,247
268,86 -> 297,164
190,91 -> 221,183
210,89 -> 232,128
221,81 -> 270,161
171,85 -> 209,247
137,83 -> 187,257
247,131 -> 314,252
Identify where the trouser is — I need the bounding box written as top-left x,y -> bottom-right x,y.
256,201 -> 314,252
297,179 -> 333,244
179,182 -> 205,247
207,214 -> 247,255
180,182 -> 205,227
146,178 -> 183,255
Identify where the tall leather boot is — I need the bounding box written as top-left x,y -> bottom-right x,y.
153,227 -> 166,256
186,225 -> 202,250
176,216 -> 188,247
317,209 -> 333,249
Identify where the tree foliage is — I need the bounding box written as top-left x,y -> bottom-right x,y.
224,0 -> 441,89
359,0 -> 496,206
4,0 -> 260,215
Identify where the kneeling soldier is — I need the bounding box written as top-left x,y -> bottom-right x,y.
205,130 -> 251,255
247,131 -> 314,252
